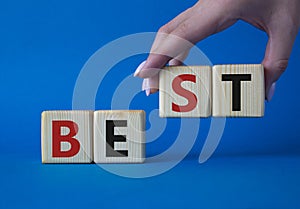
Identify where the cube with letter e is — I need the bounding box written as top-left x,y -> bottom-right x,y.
93,110 -> 145,163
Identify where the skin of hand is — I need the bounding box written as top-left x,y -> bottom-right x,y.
134,0 -> 300,101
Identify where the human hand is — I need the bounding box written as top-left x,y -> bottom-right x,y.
134,0 -> 300,101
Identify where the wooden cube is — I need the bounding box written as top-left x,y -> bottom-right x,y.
212,64 -> 265,117
41,111 -> 93,163
159,66 -> 211,117
94,110 -> 145,163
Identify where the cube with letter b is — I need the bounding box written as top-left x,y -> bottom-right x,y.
41,111 -> 93,163
93,110 -> 145,163
159,66 -> 212,118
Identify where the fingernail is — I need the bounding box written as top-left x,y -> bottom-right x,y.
145,89 -> 151,96
143,79 -> 151,96
142,78 -> 149,91
267,82 -> 276,102
142,78 -> 151,96
134,60 -> 147,77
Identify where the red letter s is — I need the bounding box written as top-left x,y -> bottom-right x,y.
172,74 -> 198,112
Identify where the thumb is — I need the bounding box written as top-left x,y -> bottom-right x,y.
137,32 -> 194,78
262,27 -> 298,101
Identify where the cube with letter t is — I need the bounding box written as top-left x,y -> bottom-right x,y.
41,111 -> 93,163
212,64 -> 265,117
93,110 -> 145,163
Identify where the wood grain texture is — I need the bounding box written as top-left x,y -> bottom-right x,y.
41,111 -> 93,163
212,64 -> 265,117
159,66 -> 211,118
94,110 -> 145,163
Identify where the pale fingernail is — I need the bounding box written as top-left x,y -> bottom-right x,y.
134,60 -> 147,77
145,89 -> 151,96
267,82 -> 276,102
142,78 -> 149,91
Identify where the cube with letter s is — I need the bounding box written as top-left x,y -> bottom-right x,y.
159,66 -> 212,118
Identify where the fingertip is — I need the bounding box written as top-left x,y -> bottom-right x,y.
138,54 -> 171,78
134,60 -> 147,77
142,75 -> 159,96
138,67 -> 161,78
145,88 -> 159,96
150,88 -> 159,94
168,59 -> 183,66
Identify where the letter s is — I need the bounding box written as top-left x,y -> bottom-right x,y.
172,74 -> 197,113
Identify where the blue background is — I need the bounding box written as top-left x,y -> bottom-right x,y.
1,0 -> 300,208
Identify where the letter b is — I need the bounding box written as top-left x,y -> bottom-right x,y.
52,121 -> 80,157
